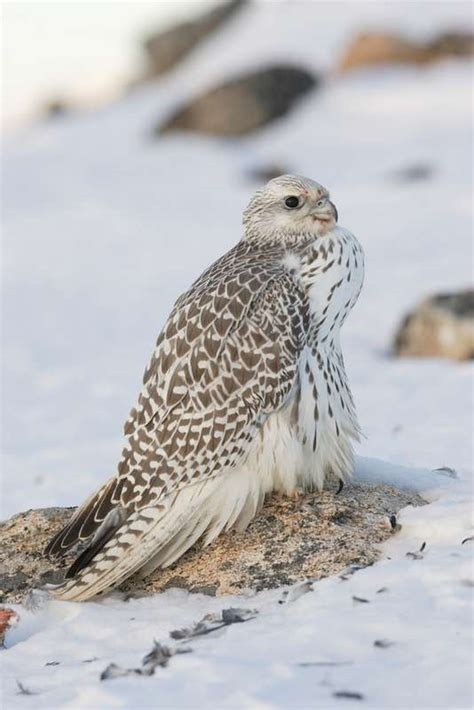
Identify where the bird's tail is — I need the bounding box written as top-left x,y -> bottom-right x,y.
50,466 -> 265,602
45,475 -> 124,558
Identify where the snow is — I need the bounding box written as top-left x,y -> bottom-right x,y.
1,1 -> 473,707
3,0 -> 218,128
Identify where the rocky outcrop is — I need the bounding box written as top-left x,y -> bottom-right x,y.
339,31 -> 474,72
0,483 -> 424,603
156,65 -> 318,137
143,0 -> 246,79
393,290 -> 474,361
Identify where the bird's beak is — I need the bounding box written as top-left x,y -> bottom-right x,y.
312,201 -> 338,223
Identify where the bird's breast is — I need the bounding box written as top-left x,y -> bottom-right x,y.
298,228 -> 364,345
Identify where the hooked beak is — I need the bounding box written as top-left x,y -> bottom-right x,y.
312,201 -> 338,223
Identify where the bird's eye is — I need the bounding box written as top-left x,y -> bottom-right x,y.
284,196 -> 300,209
316,199 -> 326,207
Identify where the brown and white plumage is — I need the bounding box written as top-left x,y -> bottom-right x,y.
46,175 -> 364,601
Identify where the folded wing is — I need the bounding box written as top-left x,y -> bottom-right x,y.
47,248 -> 308,600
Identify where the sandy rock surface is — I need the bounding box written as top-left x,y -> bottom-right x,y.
0,483 -> 424,603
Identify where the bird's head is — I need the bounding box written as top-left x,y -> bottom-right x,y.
243,175 -> 338,241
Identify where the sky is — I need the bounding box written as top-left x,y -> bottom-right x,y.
2,0 -> 218,128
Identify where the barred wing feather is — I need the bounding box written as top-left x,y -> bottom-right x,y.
47,253 -> 308,601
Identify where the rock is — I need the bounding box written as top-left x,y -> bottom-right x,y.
156,65 -> 318,137
143,0 -> 246,79
0,507 -> 75,603
393,290 -> 474,361
339,31 -> 474,72
389,163 -> 435,183
429,31 -> 474,58
0,484 -> 424,603
42,98 -> 70,119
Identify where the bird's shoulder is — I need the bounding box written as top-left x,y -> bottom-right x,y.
174,241 -> 300,309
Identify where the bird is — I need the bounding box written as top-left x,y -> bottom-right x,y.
45,175 -> 364,601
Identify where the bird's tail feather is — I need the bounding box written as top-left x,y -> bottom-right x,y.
50,465 -> 266,602
45,476 -> 122,558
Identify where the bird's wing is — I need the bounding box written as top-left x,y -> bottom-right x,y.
47,252 -> 308,600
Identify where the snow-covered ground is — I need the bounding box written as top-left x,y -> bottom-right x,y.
1,1 -> 473,707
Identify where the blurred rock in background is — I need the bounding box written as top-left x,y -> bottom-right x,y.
143,0 -> 246,79
393,290 -> 474,361
157,65 -> 318,137
42,97 -> 71,120
339,31 -> 474,72
388,163 -> 435,184
245,164 -> 294,183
